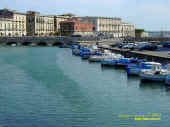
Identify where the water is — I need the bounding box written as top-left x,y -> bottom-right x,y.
0,47 -> 170,127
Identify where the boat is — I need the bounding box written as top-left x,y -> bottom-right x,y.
140,62 -> 168,82
88,50 -> 111,62
101,54 -> 123,67
165,64 -> 170,85
165,75 -> 170,85
11,43 -> 17,47
72,44 -> 81,56
80,45 -> 101,59
80,47 -> 91,59
126,61 -> 153,76
115,58 -> 133,67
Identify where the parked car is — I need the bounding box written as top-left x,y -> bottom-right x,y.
162,41 -> 170,48
122,43 -> 137,49
137,43 -> 158,51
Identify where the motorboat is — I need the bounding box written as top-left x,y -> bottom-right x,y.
140,62 -> 168,82
101,54 -> 124,67
72,44 -> 81,56
165,64 -> 170,85
11,43 -> 17,47
126,61 -> 153,76
88,50 -> 112,62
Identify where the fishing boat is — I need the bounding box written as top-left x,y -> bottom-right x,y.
165,64 -> 170,85
80,47 -> 91,59
88,50 -> 112,62
126,61 -> 153,76
165,76 -> 170,85
140,62 -> 168,82
11,43 -> 17,47
115,58 -> 134,67
101,54 -> 123,67
80,45 -> 101,59
72,44 -> 81,56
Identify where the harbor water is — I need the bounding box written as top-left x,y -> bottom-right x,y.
0,47 -> 170,127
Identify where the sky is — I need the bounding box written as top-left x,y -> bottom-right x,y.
0,0 -> 170,31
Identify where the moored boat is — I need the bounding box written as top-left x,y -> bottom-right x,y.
165,64 -> 170,85
127,61 -> 152,76
140,62 -> 168,82
101,54 -> 123,67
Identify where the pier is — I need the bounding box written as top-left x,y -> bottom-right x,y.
99,46 -> 170,64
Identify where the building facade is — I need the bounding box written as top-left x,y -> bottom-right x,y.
120,22 -> 135,38
60,18 -> 93,36
81,16 -> 135,38
0,9 -> 27,37
54,16 -> 70,35
26,11 -> 55,36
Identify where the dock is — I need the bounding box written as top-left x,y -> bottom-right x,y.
99,46 -> 170,64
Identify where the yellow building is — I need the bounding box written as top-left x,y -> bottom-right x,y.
0,9 -> 27,37
26,11 -> 55,36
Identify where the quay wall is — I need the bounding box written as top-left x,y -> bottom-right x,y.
99,46 -> 170,64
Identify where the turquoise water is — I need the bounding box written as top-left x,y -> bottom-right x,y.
0,47 -> 170,127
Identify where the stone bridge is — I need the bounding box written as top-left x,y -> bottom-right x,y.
0,36 -> 75,46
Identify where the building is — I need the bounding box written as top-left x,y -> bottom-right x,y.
26,11 -> 55,36
60,18 -> 93,36
0,8 -> 27,37
81,16 -> 135,38
54,15 -> 70,35
120,22 -> 135,38
135,29 -> 149,38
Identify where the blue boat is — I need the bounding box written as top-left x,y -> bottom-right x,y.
80,48 -> 91,59
165,65 -> 170,85
80,45 -> 101,59
127,62 -> 154,76
115,58 -> 132,67
101,58 -> 118,66
101,54 -> 123,67
165,75 -> 170,85
72,44 -> 81,56
140,62 -> 168,82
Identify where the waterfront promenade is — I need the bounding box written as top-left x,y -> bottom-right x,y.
99,46 -> 170,63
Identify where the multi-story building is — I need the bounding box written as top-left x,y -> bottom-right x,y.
60,18 -> 93,36
26,11 -> 55,36
81,16 -> 135,38
120,22 -> 135,38
0,8 -> 27,37
54,15 -> 70,35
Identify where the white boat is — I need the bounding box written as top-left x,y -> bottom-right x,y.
11,43 -> 17,47
165,64 -> 170,85
89,50 -> 113,62
127,62 -> 153,76
140,62 -> 168,82
101,53 -> 124,66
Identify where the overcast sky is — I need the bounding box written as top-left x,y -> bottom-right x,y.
0,0 -> 170,31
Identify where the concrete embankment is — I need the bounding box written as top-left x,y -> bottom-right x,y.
99,46 -> 170,64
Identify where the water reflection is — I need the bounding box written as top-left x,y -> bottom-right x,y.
139,82 -> 165,91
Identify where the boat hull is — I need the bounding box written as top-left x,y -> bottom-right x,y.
165,76 -> 170,85
140,73 -> 167,82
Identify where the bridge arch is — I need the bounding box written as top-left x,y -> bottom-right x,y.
52,42 -> 63,46
22,42 -> 32,46
37,42 -> 47,46
6,42 -> 17,46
